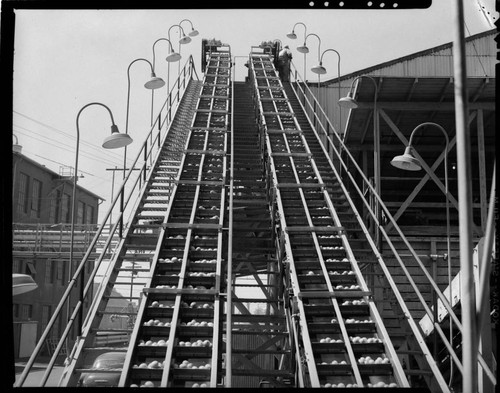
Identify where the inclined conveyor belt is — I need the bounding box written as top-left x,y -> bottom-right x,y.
116,49 -> 232,388
249,53 -> 410,389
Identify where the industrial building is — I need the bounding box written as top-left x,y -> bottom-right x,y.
12,145 -> 102,358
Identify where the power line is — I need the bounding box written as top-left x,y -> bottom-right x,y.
14,127 -> 125,169
14,125 -> 134,168
13,110 -> 126,162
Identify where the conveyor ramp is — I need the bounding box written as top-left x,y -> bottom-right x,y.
248,50 -> 409,388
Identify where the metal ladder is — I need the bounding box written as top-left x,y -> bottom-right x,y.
249,51 -> 409,388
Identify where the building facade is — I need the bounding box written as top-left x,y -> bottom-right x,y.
12,146 -> 102,357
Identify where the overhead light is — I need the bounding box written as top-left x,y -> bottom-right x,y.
144,73 -> 165,89
13,274 -> 38,296
338,93 -> 358,109
311,63 -> 327,75
179,34 -> 192,44
286,31 -> 297,39
390,146 -> 422,171
188,28 -> 199,37
102,125 -> 133,149
297,44 -> 309,54
166,51 -> 182,62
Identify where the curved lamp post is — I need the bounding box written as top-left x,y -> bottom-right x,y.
391,122 -> 452,376
123,58 -> 164,177
311,48 -> 342,151
286,22 -> 307,81
297,33 -> 322,91
339,75 -> 380,247
179,19 -> 199,37
168,24 -> 192,78
152,38 -> 181,125
71,102 -> 131,334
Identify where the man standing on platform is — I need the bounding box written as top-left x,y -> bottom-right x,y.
278,45 -> 293,82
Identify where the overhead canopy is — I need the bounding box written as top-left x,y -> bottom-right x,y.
13,273 -> 38,296
341,75 -> 495,230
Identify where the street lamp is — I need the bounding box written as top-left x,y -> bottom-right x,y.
339,75 -> 380,247
311,48 -> 342,152
123,58 -> 164,177
179,18 -> 199,37
71,102 -> 131,335
391,122 -> 452,375
286,22 -> 307,81
152,38 -> 181,125
168,24 -> 193,79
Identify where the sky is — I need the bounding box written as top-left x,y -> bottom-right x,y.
10,2 -> 496,224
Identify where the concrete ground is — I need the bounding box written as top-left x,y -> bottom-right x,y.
14,356 -> 66,387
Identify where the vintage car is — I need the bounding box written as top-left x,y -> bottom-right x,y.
78,351 -> 126,387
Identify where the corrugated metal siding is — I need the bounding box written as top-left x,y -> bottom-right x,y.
307,31 -> 496,136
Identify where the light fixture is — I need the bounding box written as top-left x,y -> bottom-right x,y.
144,72 -> 166,89
338,92 -> 358,108
286,21 -> 307,39
12,274 -> 38,296
73,102 -> 130,334
338,75 -> 381,247
179,34 -> 191,44
179,19 -> 199,37
297,43 -> 309,54
390,146 -> 421,171
311,48 -> 341,76
13,134 -> 22,153
102,124 -> 133,149
166,50 -> 182,62
311,62 -> 326,75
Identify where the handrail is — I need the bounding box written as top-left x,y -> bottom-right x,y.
287,60 -> 496,386
15,55 -> 198,387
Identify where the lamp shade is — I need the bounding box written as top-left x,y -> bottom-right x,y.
338,95 -> 358,109
297,45 -> 309,54
144,73 -> 166,89
166,51 -> 182,62
390,146 -> 422,171
13,274 -> 38,296
102,125 -> 133,149
179,34 -> 192,44
286,32 -> 297,39
311,64 -> 327,75
188,28 -> 199,37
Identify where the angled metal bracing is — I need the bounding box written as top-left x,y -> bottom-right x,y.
249,53 -> 409,389
115,48 -> 232,388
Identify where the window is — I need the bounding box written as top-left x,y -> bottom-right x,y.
13,259 -> 21,274
56,260 -> 65,282
13,304 -> 19,318
45,260 -> 54,284
61,193 -> 71,223
85,205 -> 94,224
30,179 -> 42,218
77,201 -> 85,224
49,190 -> 61,223
21,304 -> 33,320
17,172 -> 29,214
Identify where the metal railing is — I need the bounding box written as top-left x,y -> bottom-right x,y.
15,55 -> 199,387
286,61 -> 496,390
